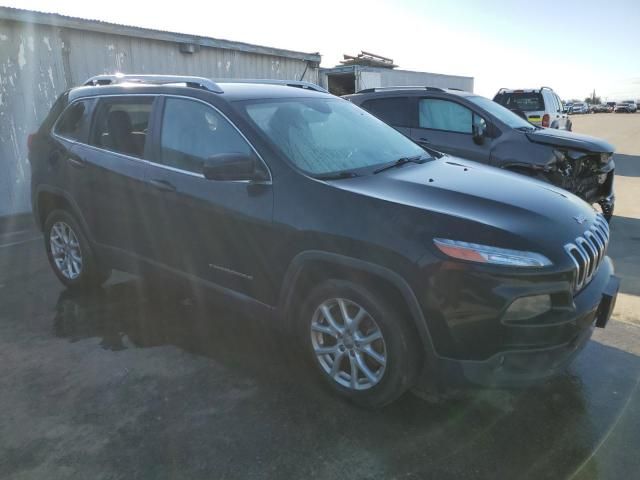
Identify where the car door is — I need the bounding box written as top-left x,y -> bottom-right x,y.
144,95 -> 274,299
556,94 -> 569,129
410,97 -> 492,163
50,97 -> 98,216
545,91 -> 562,129
358,96 -> 411,136
72,95 -> 158,262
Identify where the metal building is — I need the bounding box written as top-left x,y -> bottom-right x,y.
320,65 -> 474,96
0,7 -> 321,216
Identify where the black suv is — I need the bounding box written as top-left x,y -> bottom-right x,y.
30,75 -> 619,407
345,87 -> 616,220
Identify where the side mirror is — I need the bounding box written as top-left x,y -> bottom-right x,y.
472,123 -> 486,145
202,153 -> 267,182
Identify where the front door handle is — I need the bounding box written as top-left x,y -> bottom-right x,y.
150,179 -> 177,192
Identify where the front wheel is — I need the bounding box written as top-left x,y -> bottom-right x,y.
298,279 -> 421,407
44,210 -> 111,290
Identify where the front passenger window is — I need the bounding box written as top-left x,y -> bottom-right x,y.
159,98 -> 253,174
418,99 -> 472,133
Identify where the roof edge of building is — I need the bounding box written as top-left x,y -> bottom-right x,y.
320,64 -> 473,80
0,6 -> 322,63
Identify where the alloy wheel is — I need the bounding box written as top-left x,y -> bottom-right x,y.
50,221 -> 83,280
310,298 -> 387,390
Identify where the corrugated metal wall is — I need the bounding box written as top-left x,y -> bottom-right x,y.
373,68 -> 473,91
0,18 -> 318,216
320,66 -> 474,94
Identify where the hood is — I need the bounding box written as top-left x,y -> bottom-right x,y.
526,128 -> 614,153
330,157 -> 598,261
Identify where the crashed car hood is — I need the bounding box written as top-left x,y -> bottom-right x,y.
331,157 -> 598,256
526,128 -> 614,153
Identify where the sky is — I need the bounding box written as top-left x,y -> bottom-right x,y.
3,0 -> 640,100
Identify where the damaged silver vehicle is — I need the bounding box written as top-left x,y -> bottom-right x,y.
345,87 -> 616,220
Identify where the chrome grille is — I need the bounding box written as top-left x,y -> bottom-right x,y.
564,214 -> 609,291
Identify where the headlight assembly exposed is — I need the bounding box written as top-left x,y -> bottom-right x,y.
434,239 -> 553,267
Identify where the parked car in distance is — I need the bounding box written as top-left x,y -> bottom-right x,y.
606,102 -> 616,112
492,87 -> 570,130
615,101 -> 638,113
30,74 -> 620,407
571,102 -> 590,114
565,102 -> 574,114
591,104 -> 609,113
345,86 -> 615,219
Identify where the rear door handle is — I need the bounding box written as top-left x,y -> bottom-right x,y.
150,178 -> 177,192
67,154 -> 86,169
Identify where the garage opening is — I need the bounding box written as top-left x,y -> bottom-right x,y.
327,73 -> 356,96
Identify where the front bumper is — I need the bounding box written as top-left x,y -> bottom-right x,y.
417,257 -> 618,390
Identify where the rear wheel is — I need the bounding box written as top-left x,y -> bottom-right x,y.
44,210 -> 111,290
297,279 -> 420,407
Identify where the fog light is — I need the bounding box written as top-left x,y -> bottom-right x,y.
503,295 -> 551,323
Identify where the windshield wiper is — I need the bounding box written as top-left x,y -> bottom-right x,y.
373,155 -> 427,174
315,171 -> 359,180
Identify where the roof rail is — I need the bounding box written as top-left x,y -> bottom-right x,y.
217,78 -> 328,93
357,86 -> 446,94
83,74 -> 224,93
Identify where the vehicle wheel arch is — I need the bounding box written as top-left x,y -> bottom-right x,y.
36,187 -> 89,234
278,251 -> 438,362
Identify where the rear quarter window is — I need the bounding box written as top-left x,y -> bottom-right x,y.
360,97 -> 410,127
53,98 -> 96,143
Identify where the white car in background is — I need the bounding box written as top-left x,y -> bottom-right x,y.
571,102 -> 590,114
614,101 -> 638,113
493,87 -> 571,130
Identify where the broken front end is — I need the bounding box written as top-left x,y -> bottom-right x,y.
544,150 -> 615,220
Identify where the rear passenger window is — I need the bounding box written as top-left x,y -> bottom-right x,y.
54,99 -> 95,142
360,97 -> 410,127
418,99 -> 472,133
158,98 -> 252,174
90,97 -> 153,158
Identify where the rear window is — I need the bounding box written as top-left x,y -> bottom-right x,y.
360,97 -> 410,127
493,92 -> 544,112
54,99 -> 95,143
90,97 -> 153,158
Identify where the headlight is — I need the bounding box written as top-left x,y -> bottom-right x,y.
434,239 -> 552,267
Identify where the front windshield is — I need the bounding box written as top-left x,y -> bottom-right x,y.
467,95 -> 536,129
242,98 -> 427,175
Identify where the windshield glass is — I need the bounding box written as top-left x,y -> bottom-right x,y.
241,98 -> 427,175
467,95 -> 535,129
493,91 -> 543,111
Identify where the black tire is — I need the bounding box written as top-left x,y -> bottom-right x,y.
296,279 -> 421,408
567,121 -> 572,132
600,202 -> 614,223
44,209 -> 111,290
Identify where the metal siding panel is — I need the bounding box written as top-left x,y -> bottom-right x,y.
0,20 -> 66,215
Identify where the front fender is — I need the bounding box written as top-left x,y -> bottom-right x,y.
278,250 -> 439,362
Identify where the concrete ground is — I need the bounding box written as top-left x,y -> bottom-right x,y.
1,114 -> 640,480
